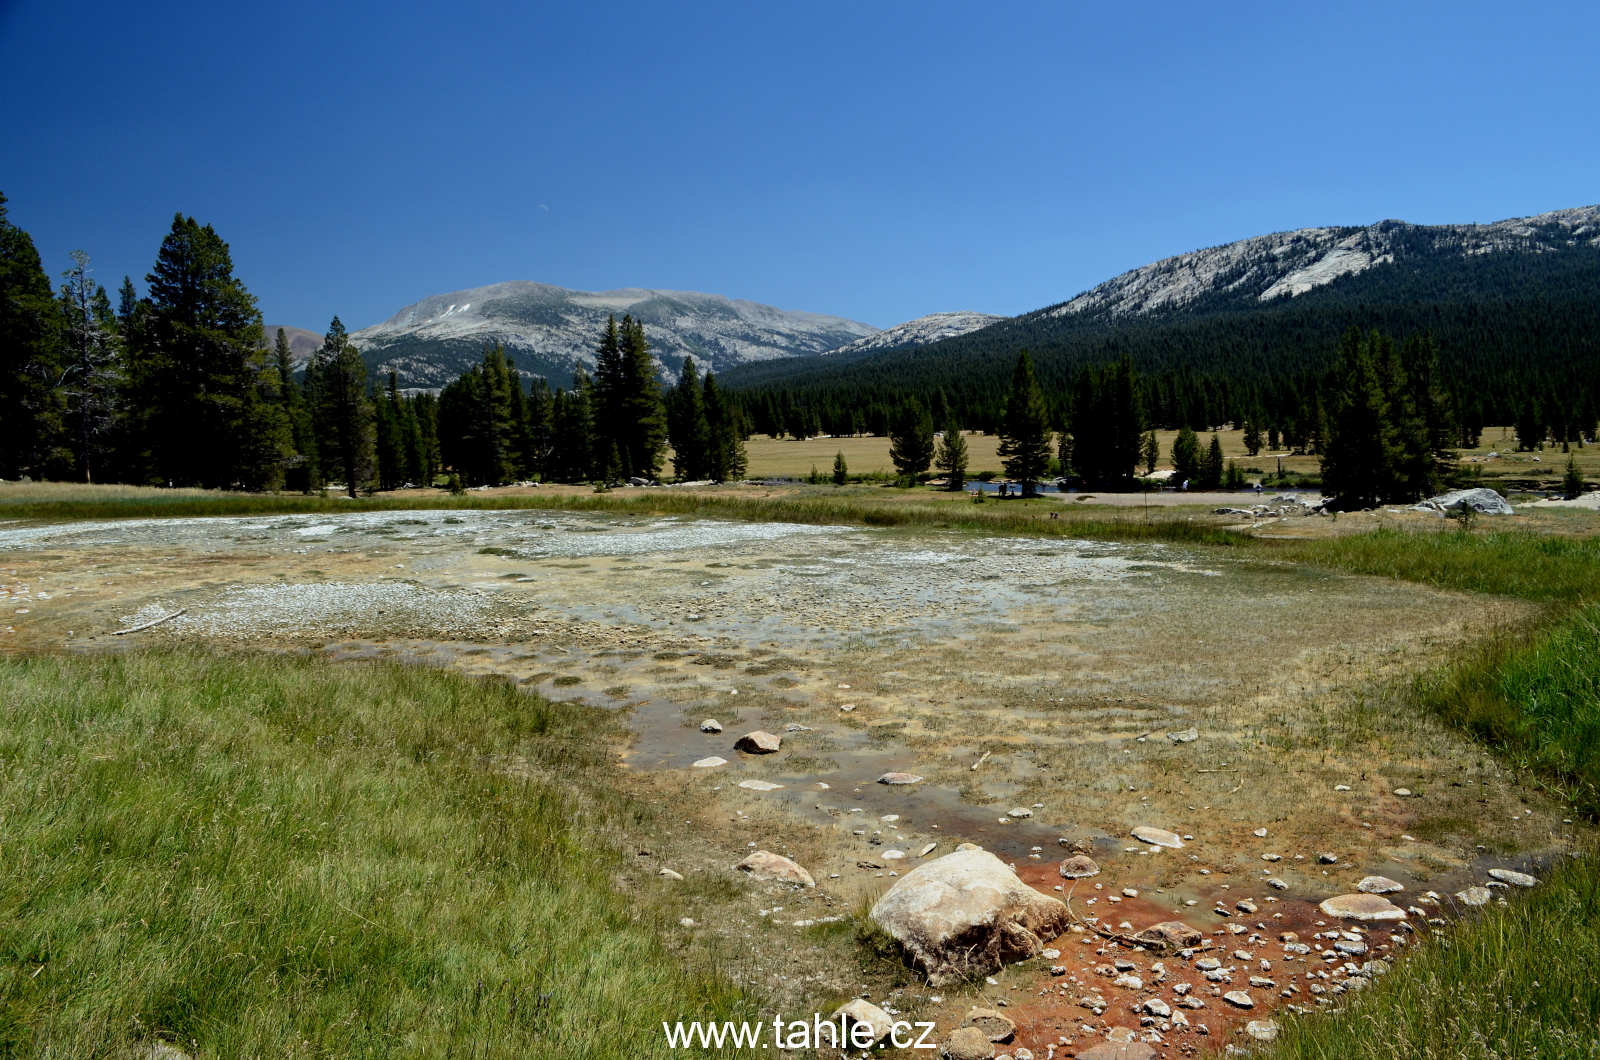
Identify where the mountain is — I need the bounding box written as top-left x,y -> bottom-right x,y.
719,205 -> 1600,411
341,281 -> 878,387
818,311 -> 1005,362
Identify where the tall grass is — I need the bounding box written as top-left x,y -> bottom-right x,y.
1264,851 -> 1600,1060
0,650 -> 747,1058
0,481 -> 1248,547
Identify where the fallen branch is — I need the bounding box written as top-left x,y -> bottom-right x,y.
971,750 -> 992,772
1194,768 -> 1239,773
111,608 -> 186,636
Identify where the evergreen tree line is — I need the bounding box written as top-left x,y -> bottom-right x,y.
0,198 -> 446,492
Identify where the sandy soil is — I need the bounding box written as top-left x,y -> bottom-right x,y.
0,504 -> 1584,1055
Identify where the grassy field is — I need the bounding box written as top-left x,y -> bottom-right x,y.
0,650 -> 747,1058
1264,850 -> 1600,1060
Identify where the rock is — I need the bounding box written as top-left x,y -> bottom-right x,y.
1132,920 -> 1202,951
1335,784 -> 1351,791
1319,894 -> 1407,921
1236,900 -> 1258,914
1195,958 -> 1221,971
737,779 -> 784,791
879,772 -> 924,785
784,722 -> 812,732
1357,875 -> 1405,894
1008,807 -> 1034,818
1130,826 -> 1184,849
1244,1019 -> 1280,1042
883,850 -> 906,860
1143,998 -> 1171,1017
1252,828 -> 1268,837
943,1027 -> 996,1060
1166,727 -> 1199,743
1267,878 -> 1288,890
735,850 -> 815,887
870,847 -> 1071,985
700,719 -> 723,733
919,843 -> 938,857
734,730 -> 781,754
1077,1043 -> 1157,1060
833,999 -> 894,1044
1059,855 -> 1101,879
144,1045 -> 193,1060
691,756 -> 726,768
1222,991 -> 1254,1009
1318,852 -> 1339,864
658,868 -> 684,880
956,842 -> 982,851
1456,886 -> 1493,906
627,476 -> 651,486
1488,868 -> 1538,887
965,1008 -> 1017,1042
1429,487 -> 1514,515
680,917 -> 696,927
1112,974 -> 1142,989
1393,788 -> 1412,797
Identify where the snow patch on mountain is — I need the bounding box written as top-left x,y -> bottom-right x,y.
1052,206 -> 1600,321
822,311 -> 1005,357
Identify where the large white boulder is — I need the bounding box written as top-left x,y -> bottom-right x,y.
870,847 -> 1070,986
1427,488 -> 1514,515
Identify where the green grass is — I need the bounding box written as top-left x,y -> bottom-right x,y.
1263,851 -> 1600,1060
1280,527 -> 1600,603
0,650 -> 746,1058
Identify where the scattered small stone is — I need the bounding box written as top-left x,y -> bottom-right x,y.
1488,868 -> 1538,887
784,723 -> 813,732
1393,788 -> 1412,797
1060,855 -> 1100,879
1236,900 -> 1257,914
734,730 -> 781,754
1267,877 -> 1288,890
966,1008 -> 1018,1042
1167,727 -> 1199,743
1456,886 -> 1493,906
1252,828 -> 1268,838
1334,784 -> 1351,792
1261,853 -> 1282,861
833,999 -> 895,1045
680,918 -> 697,927
883,850 -> 906,860
840,704 -> 856,712
1143,998 -> 1171,1017
1222,991 -> 1254,1009
738,779 -> 784,791
1112,974 -> 1142,990
1357,876 -> 1405,894
1008,807 -> 1034,818
1244,1019 -> 1280,1042
943,1026 -> 995,1060
1318,894 -> 1407,921
699,719 -> 723,733
879,772 -> 924,785
691,756 -> 726,768
1318,852 -> 1339,864
919,843 -> 938,857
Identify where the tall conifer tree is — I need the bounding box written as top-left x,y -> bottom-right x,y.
306,316 -> 375,497
0,192 -> 65,478
997,350 -> 1052,496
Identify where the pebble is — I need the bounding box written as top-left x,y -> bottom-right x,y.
1334,784 -> 1351,791
699,719 -> 723,733
1236,900 -> 1257,913
1318,852 -> 1339,864
1130,826 -> 1184,849
680,918 -> 697,927
1112,974 -> 1142,990
942,1026 -> 995,1060
1393,788 -> 1412,797
1456,886 -> 1493,906
919,843 -> 938,857
1244,1019 -> 1280,1042
1357,876 -> 1405,894
1266,877 -> 1288,889
1488,868 -> 1538,887
1252,828 -> 1268,838
1319,894 -> 1406,921
1008,807 -> 1034,818
882,850 -> 906,860
878,772 -> 923,785
1143,999 -> 1171,1017
1261,853 -> 1281,861
1166,727 -> 1200,743
1222,991 -> 1254,1008
783,723 -> 813,732
691,756 -> 727,768
737,779 -> 784,791
1059,855 -> 1100,879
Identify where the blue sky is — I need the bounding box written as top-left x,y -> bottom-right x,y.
2,0 -> 1596,332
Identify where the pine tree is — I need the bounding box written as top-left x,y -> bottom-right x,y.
667,356 -> 709,481
592,314 -> 666,480
1140,430 -> 1160,475
273,328 -> 317,490
1563,453 -> 1585,499
997,350 -> 1052,496
306,316 -> 375,497
126,214 -> 289,489
888,398 -> 935,481
1069,356 -> 1142,485
1242,420 -> 1262,457
1170,426 -> 1202,486
934,415 -> 969,490
0,192 -> 65,478
57,251 -> 122,482
375,372 -> 407,491
1322,328 -> 1398,509
702,371 -> 746,483
548,370 -> 596,483
832,451 -> 849,486
1198,432 -> 1224,489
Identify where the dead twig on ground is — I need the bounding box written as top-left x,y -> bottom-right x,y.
111,608 -> 186,636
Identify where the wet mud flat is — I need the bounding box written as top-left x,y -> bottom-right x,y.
0,508 -> 1580,1052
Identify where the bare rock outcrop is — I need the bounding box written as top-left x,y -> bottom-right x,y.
870,847 -> 1070,986
734,730 -> 781,754
735,850 -> 815,886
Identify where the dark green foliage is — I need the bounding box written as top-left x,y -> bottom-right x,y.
1198,432 -> 1224,489
666,356 -> 708,481
547,370 -> 596,483
888,398 -> 934,480
306,317 -> 375,497
273,328 -> 317,491
997,351 -> 1052,495
0,192 -> 65,478
1069,355 -> 1144,485
934,416 -> 968,490
1242,419 -> 1261,456
1140,429 -> 1160,474
700,371 -> 746,483
1170,425 -> 1202,485
832,451 -> 848,486
124,214 -> 290,489
438,343 -> 518,486
1565,453 -> 1585,498
592,314 -> 666,480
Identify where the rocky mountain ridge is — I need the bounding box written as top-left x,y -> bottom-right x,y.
819,311 -> 1006,361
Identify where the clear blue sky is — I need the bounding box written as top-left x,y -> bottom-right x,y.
3,0 -> 1596,332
